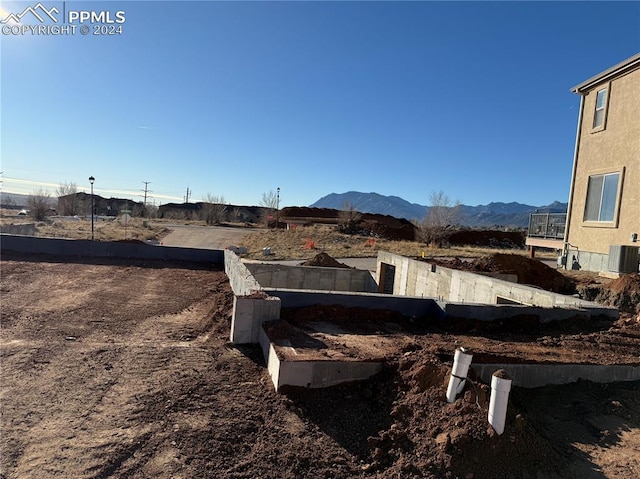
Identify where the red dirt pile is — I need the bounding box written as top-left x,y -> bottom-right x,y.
579,273 -> 640,314
357,214 -> 418,241
471,254 -> 576,294
301,252 -> 351,268
374,351 -> 568,479
447,230 -> 526,249
286,350 -> 568,479
429,253 -> 576,294
280,207 -> 418,241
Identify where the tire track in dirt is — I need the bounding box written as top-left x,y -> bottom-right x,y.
1,259 -> 233,479
3,300 -> 221,478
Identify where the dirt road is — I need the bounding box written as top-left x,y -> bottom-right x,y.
160,225 -> 255,249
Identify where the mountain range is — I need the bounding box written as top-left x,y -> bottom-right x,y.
310,191 -> 567,228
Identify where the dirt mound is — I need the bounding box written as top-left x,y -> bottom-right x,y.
301,252 -> 351,268
358,214 -> 418,241
608,272 -> 640,295
448,229 -> 526,249
430,253 -> 575,294
283,347 -> 640,478
471,254 -> 575,294
290,351 -> 566,478
280,207 -> 418,241
280,206 -> 339,220
579,273 -> 640,314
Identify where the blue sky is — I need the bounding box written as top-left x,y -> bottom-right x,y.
2,1 -> 639,208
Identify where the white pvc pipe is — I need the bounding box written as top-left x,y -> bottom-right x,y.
446,347 -> 473,403
488,370 -> 512,435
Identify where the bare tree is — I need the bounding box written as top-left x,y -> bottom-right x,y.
56,182 -> 78,215
260,190 -> 278,209
259,190 -> 279,227
27,189 -> 52,221
338,201 -> 362,234
201,194 -> 228,225
230,206 -> 242,223
3,195 -> 16,207
145,204 -> 158,219
418,190 -> 461,246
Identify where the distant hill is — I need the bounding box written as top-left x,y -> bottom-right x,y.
310,192 -> 567,228
0,192 -> 29,208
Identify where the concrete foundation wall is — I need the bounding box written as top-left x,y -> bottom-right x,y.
446,300 -> 615,321
570,250 -> 639,274
582,250 -> 640,274
245,263 -> 377,293
1,234 -> 223,263
444,303 -> 597,323
259,325 -> 383,390
224,251 -> 282,344
0,224 -> 36,236
265,289 -> 445,319
276,360 -> 383,390
473,363 -> 640,388
377,251 -> 616,317
571,250 -> 609,273
261,333 -> 282,390
231,296 -> 281,344
224,250 -> 261,295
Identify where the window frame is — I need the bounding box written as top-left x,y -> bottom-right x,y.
591,86 -> 609,132
582,168 -> 624,227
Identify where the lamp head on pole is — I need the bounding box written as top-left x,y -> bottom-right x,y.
89,176 -> 95,185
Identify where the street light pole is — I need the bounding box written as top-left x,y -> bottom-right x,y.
276,187 -> 280,229
89,176 -> 95,240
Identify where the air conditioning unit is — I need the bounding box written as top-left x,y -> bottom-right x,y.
608,245 -> 640,273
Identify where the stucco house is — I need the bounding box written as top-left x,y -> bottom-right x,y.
564,53 -> 639,273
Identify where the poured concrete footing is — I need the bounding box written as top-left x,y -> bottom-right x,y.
259,320 -> 384,391
473,363 -> 640,388
230,296 -> 281,344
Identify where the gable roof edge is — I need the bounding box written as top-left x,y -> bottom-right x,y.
571,52 -> 640,94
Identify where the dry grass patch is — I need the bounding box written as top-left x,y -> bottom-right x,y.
2,210 -> 552,263
239,225 -> 533,261
32,217 -> 171,242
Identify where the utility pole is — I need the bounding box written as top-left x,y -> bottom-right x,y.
141,181 -> 152,207
276,187 -> 280,228
140,181 -> 152,217
184,187 -> 191,203
89,176 -> 95,240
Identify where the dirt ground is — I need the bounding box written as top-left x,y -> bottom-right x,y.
1,253 -> 639,479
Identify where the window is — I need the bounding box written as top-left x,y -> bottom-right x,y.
592,88 -> 607,129
584,172 -> 619,222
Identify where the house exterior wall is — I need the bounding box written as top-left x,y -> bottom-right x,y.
567,59 -> 640,272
